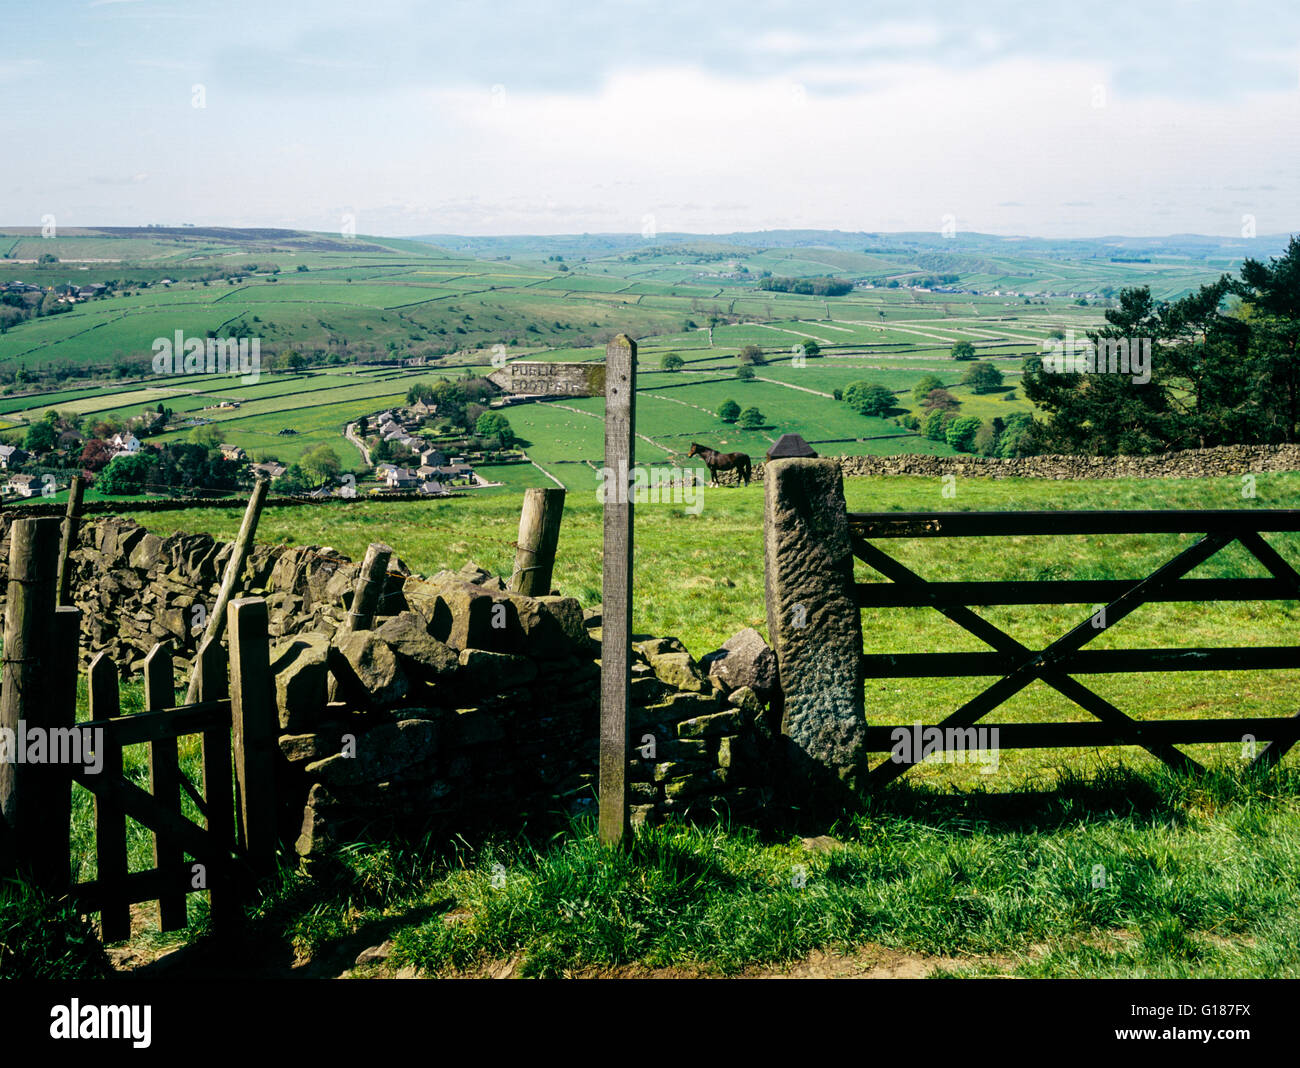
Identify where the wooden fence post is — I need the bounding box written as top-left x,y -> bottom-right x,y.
56,474 -> 84,607
88,651 -> 130,942
194,634 -> 237,929
185,478 -> 269,705
344,542 -> 393,632
326,542 -> 393,702
0,516 -> 63,887
144,641 -> 187,931
46,605 -> 81,891
229,598 -> 277,876
599,335 -> 636,847
510,487 -> 565,596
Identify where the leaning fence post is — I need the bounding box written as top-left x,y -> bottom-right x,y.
185,478 -> 269,705
229,598 -> 277,876
88,651 -> 130,943
326,542 -> 393,702
56,474 -> 85,607
0,516 -> 63,887
145,641 -> 187,931
763,458 -> 866,794
510,487 -> 565,595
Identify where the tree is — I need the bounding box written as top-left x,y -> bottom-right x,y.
951,340 -> 977,360
843,381 -> 896,417
273,464 -> 310,495
799,338 -> 821,357
79,438 -> 115,472
300,444 -> 342,485
98,452 -> 154,495
189,424 -> 225,449
962,361 -> 1004,394
661,353 -> 685,372
357,415 -> 369,435
736,366 -> 756,382
922,388 -> 960,412
923,409 -> 951,442
911,374 -> 945,403
996,412 -> 1038,458
406,382 -> 437,405
945,416 -> 983,453
23,421 -> 56,453
973,421 -> 1000,456
718,399 -> 741,422
738,407 -> 765,428
475,411 -> 516,447
737,344 -> 766,365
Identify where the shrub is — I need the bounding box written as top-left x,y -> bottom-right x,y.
962,361 -> 1004,394
946,415 -> 984,452
738,407 -> 765,428
922,388 -> 960,412
911,374 -> 945,403
923,409 -> 951,441
843,381 -> 896,417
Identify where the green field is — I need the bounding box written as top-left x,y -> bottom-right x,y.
0,226 -> 1273,491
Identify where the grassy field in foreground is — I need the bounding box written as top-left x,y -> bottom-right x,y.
6,470 -> 1298,978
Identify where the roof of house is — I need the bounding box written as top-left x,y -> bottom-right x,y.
765,433 -> 818,460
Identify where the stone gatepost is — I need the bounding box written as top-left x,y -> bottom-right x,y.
763,458 -> 866,792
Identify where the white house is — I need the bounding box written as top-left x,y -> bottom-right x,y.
111,432 -> 142,454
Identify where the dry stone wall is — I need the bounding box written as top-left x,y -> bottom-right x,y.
709,443 -> 1300,485
0,514 -> 777,853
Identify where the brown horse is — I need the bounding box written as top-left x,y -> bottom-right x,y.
687,442 -> 752,486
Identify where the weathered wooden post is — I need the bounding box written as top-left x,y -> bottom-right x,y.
326,542 -> 394,702
144,641 -> 187,931
229,597 -> 277,876
185,478 -> 269,704
88,651 -> 130,942
485,342 -> 634,845
56,473 -> 84,607
598,335 -> 636,846
194,634 -> 236,929
343,542 -> 393,633
0,517 -> 64,887
510,487 -> 565,595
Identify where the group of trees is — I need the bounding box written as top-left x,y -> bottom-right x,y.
98,442 -> 252,496
1022,237 -> 1300,454
271,444 -> 344,494
757,276 -> 854,296
716,398 -> 765,428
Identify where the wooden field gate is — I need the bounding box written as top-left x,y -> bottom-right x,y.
0,516 -> 278,937
850,507 -> 1300,786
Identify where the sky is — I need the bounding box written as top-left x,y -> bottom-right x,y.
3,0 -> 1298,238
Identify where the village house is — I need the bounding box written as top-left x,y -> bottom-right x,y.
0,444 -> 29,470
111,432 -> 142,454
252,460 -> 287,480
219,443 -> 247,461
385,467 -> 419,490
6,473 -> 39,498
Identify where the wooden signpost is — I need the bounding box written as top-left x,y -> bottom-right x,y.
489,340 -> 636,846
